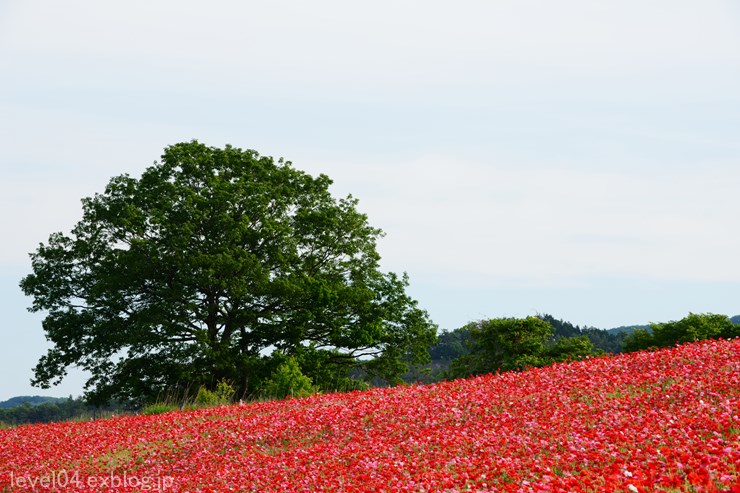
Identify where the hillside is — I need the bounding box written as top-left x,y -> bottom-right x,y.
426,314 -> 628,374
606,324 -> 650,335
1,339 -> 738,492
610,313 -> 740,335
0,396 -> 66,409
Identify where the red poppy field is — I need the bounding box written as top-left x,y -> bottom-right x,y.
1,339 -> 739,492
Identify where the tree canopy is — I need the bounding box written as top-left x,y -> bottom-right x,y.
21,141 -> 436,404
445,316 -> 598,379
623,312 -> 739,353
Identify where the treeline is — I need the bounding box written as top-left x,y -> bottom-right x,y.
0,397 -> 123,426
413,313 -> 626,382
623,312 -> 740,352
4,312 -> 738,426
412,312 -> 738,383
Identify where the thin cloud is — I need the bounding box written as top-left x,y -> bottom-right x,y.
2,1 -> 738,96
320,155 -> 740,285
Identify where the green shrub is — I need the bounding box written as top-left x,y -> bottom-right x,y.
194,387 -> 219,407
141,403 -> 179,415
215,379 -> 235,403
547,335 -> 598,363
194,379 -> 235,407
260,357 -> 317,400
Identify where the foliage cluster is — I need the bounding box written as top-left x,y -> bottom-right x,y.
0,397 -> 121,426
623,312 -> 740,352
20,141 -> 436,406
195,379 -> 235,406
538,313 -> 628,353
419,313 -> 628,383
141,379 -> 236,415
259,356 -> 317,399
444,316 -> 600,378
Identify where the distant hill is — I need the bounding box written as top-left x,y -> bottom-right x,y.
610,314 -> 740,335
0,396 -> 126,426
539,314 -> 627,353
422,314 -> 628,382
427,314 -> 740,373
607,325 -> 650,335
0,395 -> 66,409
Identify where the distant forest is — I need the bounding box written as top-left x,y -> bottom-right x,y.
415,313 -> 740,382
3,313 -> 738,426
411,313 -> 629,382
0,396 -> 123,426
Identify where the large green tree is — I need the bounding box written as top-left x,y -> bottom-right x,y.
21,141 -> 436,404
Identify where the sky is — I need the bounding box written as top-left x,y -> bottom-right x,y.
1,1 -> 739,400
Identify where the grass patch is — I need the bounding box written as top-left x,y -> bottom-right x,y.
142,403 -> 180,415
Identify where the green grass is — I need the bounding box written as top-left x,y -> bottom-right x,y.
141,403 -> 180,415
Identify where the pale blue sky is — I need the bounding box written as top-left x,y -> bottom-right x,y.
1,1 -> 739,400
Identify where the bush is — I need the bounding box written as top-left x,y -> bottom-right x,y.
547,335 -> 598,363
194,379 -> 235,407
141,403 -> 179,415
622,328 -> 655,353
445,317 -> 602,379
215,379 -> 235,403
260,357 -> 317,400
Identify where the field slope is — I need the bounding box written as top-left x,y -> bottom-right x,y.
2,339 -> 739,492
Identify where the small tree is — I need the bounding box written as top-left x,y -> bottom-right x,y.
260,357 -> 316,399
622,328 -> 656,353
194,379 -> 235,406
446,317 -> 598,379
446,317 -> 552,377
546,335 -> 598,363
